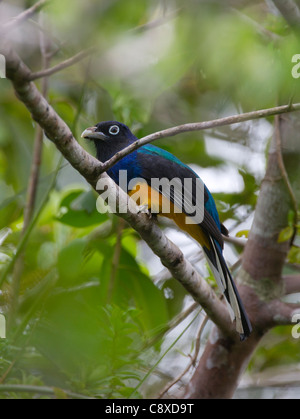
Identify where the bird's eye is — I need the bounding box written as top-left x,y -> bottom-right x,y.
109,125 -> 120,135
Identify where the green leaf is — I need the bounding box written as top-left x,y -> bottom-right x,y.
57,239 -> 86,284
236,229 -> 249,238
56,189 -> 107,228
287,246 -> 300,264
278,226 -> 294,243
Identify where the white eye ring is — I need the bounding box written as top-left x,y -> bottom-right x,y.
109,125 -> 120,135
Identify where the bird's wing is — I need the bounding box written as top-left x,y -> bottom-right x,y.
137,145 -> 224,248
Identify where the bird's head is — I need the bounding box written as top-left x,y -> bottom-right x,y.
81,120 -> 136,143
81,121 -> 137,162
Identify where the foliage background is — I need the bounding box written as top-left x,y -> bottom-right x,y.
0,0 -> 300,398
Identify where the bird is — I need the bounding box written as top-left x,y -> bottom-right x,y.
81,121 -> 252,340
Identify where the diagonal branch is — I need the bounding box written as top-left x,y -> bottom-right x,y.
1,42 -> 235,339
8,17 -> 52,330
0,43 -> 101,186
28,47 -> 96,81
2,0 -> 49,33
272,0 -> 300,29
99,102 -> 300,174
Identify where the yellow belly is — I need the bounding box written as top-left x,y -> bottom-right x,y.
128,182 -> 210,248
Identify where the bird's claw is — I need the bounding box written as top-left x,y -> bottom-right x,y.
136,205 -> 152,219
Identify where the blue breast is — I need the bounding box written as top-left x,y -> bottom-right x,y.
107,151 -> 142,186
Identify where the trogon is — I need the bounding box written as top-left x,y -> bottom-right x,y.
81,121 -> 252,340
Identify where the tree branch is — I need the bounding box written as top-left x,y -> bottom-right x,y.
28,47 -> 96,81
284,274 -> 300,294
223,234 -> 247,248
0,384 -> 93,399
2,0 -> 49,33
99,102 -> 300,173
0,42 -> 101,186
272,0 -> 300,29
24,15 -> 51,230
267,300 -> 300,326
233,8 -> 282,42
1,42 -> 235,339
8,14 -> 52,330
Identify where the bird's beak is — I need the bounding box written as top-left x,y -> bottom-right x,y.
81,126 -> 107,140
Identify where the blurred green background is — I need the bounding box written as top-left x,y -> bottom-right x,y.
0,0 -> 300,398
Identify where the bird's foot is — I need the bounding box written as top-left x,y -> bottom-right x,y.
136,204 -> 153,219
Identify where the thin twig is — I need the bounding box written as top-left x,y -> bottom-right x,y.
0,358 -> 16,384
0,384 -> 94,399
130,309 -> 201,399
24,16 -> 51,228
232,8 -> 281,42
223,234 -> 247,247
230,255 -> 243,273
28,47 -> 96,81
3,0 -> 49,32
99,102 -> 300,174
144,302 -> 199,350
131,7 -> 181,33
158,314 -> 209,398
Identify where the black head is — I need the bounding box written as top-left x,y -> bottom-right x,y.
81,121 -> 137,162
81,121 -> 136,143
